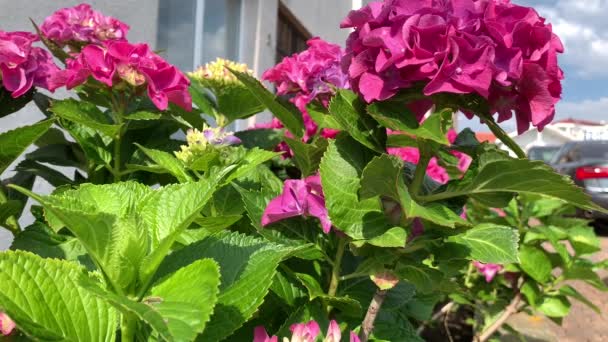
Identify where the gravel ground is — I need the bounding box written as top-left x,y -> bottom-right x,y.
503,235 -> 608,342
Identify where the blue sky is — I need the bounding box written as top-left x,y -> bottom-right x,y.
459,0 -> 608,132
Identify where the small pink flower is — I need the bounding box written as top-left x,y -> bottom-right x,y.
41,4 -> 129,46
290,320 -> 320,342
0,312 -> 15,336
253,326 -> 278,342
473,261 -> 504,282
350,332 -> 361,342
0,30 -> 59,97
323,321 -> 341,342
261,175 -> 332,233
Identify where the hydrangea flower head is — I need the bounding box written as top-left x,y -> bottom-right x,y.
189,57 -> 252,84
261,174 -> 332,233
0,30 -> 60,97
41,4 -> 129,46
254,320 -> 360,342
0,312 -> 15,336
341,0 -> 564,134
51,40 -> 191,111
473,261 -> 504,282
175,125 -> 241,163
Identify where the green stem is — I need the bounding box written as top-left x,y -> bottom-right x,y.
326,238 -> 347,314
121,313 -> 136,342
0,189 -> 20,236
112,98 -> 126,183
410,142 -> 432,200
464,262 -> 475,288
478,113 -> 526,159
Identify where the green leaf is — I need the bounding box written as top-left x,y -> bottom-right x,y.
395,261 -> 444,293
563,262 -> 608,291
568,225 -> 601,255
559,284 -> 600,313
270,269 -> 307,307
223,148 -> 279,184
285,137 -> 328,177
154,232 -> 295,342
448,224 -> 519,264
0,87 -> 33,118
197,78 -> 265,123
519,246 -> 553,283
135,144 -> 193,182
124,111 -> 162,121
10,222 -> 89,264
0,250 -> 118,341
15,159 -> 75,187
51,99 -> 121,138
0,200 -> 22,225
328,89 -> 386,152
367,101 -> 450,144
428,154 -> 605,212
228,68 -> 304,137
538,295 -> 571,317
359,154 -> 467,228
364,227 -> 408,248
235,129 -> 284,150
319,136 -> 391,240
307,102 -> 343,130
0,119 -> 54,174
520,281 -> 541,307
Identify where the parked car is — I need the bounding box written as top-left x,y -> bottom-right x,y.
528,145 -> 561,164
551,141 -> 608,219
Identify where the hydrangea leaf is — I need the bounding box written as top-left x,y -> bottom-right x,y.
0,250 -> 118,341
448,224 -> 519,264
234,129 -> 284,150
328,89 -> 386,153
50,99 -> 121,138
154,232 -> 296,342
367,101 -> 450,145
319,136 -> 391,240
285,137 -> 328,177
228,68 -> 304,138
519,245 -> 553,283
394,262 -> 445,294
222,148 -> 280,185
196,78 -> 265,123
135,144 -> 193,182
0,119 -> 54,174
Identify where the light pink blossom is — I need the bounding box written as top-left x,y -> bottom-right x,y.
473,261 -> 504,282
0,312 -> 15,336
254,320 -> 359,342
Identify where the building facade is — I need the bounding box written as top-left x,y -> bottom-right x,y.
0,0 -> 370,248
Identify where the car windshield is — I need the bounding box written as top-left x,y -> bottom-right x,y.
528,146 -> 560,163
579,143 -> 608,160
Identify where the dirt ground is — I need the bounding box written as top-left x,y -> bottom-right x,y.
502,235 -> 608,342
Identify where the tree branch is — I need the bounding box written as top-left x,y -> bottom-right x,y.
359,289 -> 388,342
476,293 -> 522,342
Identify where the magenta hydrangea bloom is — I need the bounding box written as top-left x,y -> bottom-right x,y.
261,174 -> 332,233
0,31 -> 60,97
52,40 -> 191,111
254,320 -> 360,342
0,312 -> 15,336
262,37 -> 348,143
41,4 -> 129,46
473,261 -> 504,282
388,129 -> 471,184
341,0 -> 564,134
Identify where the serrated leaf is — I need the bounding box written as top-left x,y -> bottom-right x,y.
0,250 -> 117,341
537,295 -> 571,317
0,119 -> 54,174
367,101 -> 450,144
519,246 -> 553,283
124,111 -> 162,121
10,222 -> 89,265
319,136 -> 391,240
194,78 -> 265,123
235,129 -> 284,150
360,154 -> 467,228
270,269 -> 307,307
395,262 -> 444,293
223,148 -> 279,184
228,68 -> 304,138
328,89 -> 386,152
520,281 -> 541,307
427,155 -> 605,212
0,200 -> 22,225
136,144 -> 193,182
154,232 -> 295,342
568,225 -> 600,256
51,99 -> 121,138
307,102 -> 343,130
448,224 -> 519,264
285,137 -> 328,177
559,284 -> 599,313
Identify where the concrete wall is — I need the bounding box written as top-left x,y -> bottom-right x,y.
281,0 -> 352,45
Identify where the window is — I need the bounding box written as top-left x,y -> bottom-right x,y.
156,0 -> 242,71
276,3 -> 311,63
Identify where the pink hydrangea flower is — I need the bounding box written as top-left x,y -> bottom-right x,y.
41,4 -> 129,46
473,261 -> 504,282
261,37 -> 348,146
0,31 -> 60,97
0,312 -> 15,336
388,129 -> 470,184
254,320 -> 360,342
341,0 -> 564,134
51,40 -> 191,111
261,174 -> 332,233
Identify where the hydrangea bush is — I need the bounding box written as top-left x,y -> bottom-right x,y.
0,2 -> 605,342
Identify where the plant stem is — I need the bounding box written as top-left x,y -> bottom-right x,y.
464,262 -> 475,288
0,189 -> 20,236
416,301 -> 455,335
476,293 -> 522,342
410,142 -> 432,200
112,98 -> 126,183
121,313 -> 136,342
478,113 -> 526,159
326,238 -> 347,314
359,289 -> 388,342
